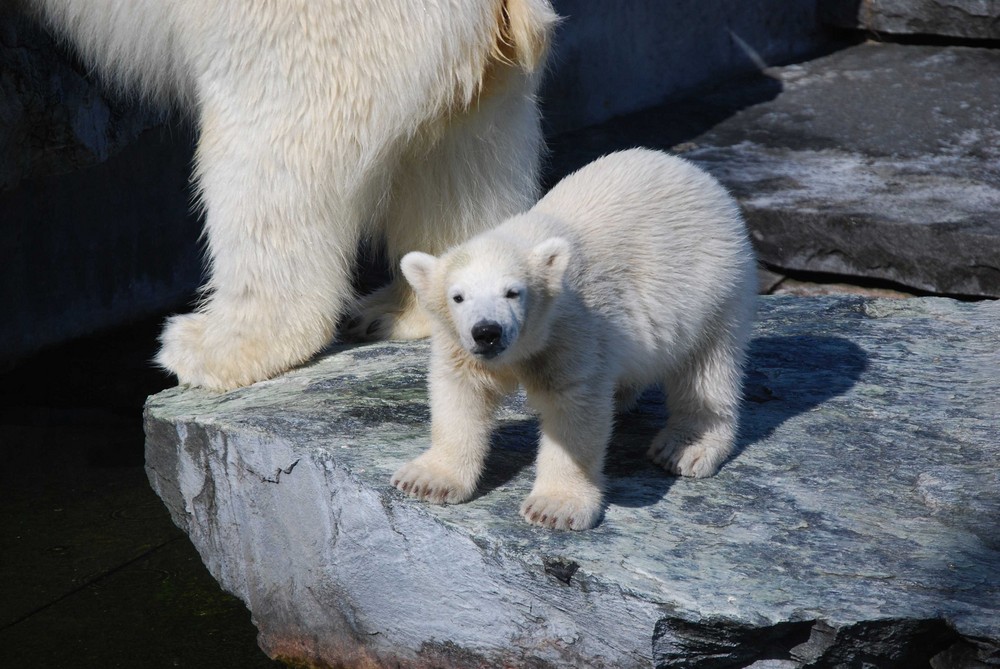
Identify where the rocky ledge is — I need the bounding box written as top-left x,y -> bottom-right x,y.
146,297 -> 1000,669
144,296 -> 1000,668
547,42 -> 1000,298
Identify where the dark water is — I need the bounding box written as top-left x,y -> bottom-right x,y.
0,313 -> 283,668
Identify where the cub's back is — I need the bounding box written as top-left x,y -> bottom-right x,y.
533,149 -> 751,299
536,149 -> 742,253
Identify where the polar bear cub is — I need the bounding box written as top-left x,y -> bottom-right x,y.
393,149 -> 756,530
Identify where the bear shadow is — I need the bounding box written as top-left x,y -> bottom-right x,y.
607,334 -> 868,508
476,419 -> 540,499
473,335 -> 868,508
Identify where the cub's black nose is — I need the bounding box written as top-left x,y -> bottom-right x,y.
471,320 -> 503,348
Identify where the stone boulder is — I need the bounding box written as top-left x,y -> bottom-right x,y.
144,296 -> 1000,668
822,0 -> 1000,41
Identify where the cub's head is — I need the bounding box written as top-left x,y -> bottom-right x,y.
400,235 -> 570,364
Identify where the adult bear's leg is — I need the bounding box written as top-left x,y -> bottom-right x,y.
156,93 -> 379,391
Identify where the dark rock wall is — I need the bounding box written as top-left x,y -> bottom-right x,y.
1,6 -> 202,363
543,0 -> 831,135
1,6 -> 155,189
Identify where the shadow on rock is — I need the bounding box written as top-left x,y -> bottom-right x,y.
737,334 -> 868,452
466,335 -> 867,509
607,334 -> 867,509
476,419 -> 540,498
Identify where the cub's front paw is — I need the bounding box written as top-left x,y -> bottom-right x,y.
391,456 -> 476,504
520,492 -> 602,531
647,427 -> 731,478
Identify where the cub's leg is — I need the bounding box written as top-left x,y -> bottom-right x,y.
391,340 -> 506,503
520,385 -> 614,530
648,323 -> 747,477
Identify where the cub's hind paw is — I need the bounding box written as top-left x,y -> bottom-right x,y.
647,426 -> 732,478
344,280 -> 432,342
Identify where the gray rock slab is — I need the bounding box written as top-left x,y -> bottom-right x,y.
822,0 -> 1000,41
144,296 -> 1000,668
546,42 -> 1000,298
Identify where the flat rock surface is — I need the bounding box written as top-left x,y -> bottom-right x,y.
547,42 -> 1000,298
145,296 -> 1000,668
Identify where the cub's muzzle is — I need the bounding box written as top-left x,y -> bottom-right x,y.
471,320 -> 504,358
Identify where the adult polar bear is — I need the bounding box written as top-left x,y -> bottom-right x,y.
26,0 -> 557,390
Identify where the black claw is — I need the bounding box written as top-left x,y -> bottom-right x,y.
366,319 -> 382,337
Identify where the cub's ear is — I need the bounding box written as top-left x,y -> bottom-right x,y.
531,237 -> 571,291
400,252 -> 439,298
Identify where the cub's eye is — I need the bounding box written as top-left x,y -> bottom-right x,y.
452,294 -> 464,304
505,289 -> 520,299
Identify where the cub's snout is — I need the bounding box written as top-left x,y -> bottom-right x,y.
471,320 -> 504,357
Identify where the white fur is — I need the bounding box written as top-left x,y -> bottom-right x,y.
26,0 -> 558,390
396,149 -> 757,530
